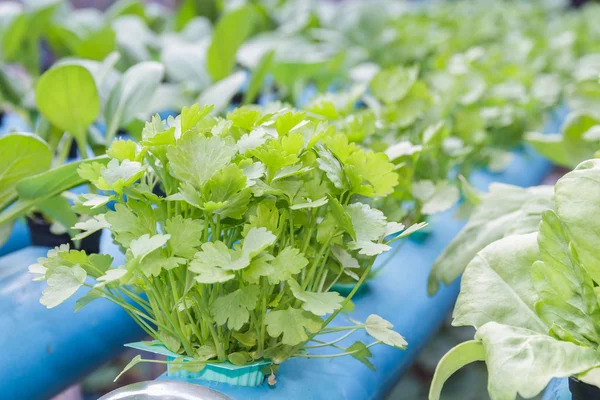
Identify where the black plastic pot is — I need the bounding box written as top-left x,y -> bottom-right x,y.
569,377 -> 600,399
26,213 -> 102,254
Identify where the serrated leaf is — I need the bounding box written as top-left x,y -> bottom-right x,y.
165,216 -> 204,258
287,279 -> 343,316
167,133 -> 236,187
130,233 -> 170,261
211,285 -> 260,330
72,214 -> 109,240
265,308 -> 323,346
41,265 -> 87,309
365,314 -> 407,349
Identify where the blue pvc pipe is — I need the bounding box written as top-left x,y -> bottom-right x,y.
0,220 -> 30,257
0,232 -> 145,400
156,146 -> 552,399
543,379 -> 572,400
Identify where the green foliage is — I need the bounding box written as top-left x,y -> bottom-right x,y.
35,64 -> 100,147
431,159 -> 600,399
206,5 -> 255,81
32,104 -> 411,375
0,133 -> 52,212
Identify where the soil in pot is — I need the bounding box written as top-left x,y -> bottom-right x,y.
26,213 -> 102,253
569,377 -> 600,400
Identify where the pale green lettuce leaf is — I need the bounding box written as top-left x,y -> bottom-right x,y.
532,210 -> 600,347
555,159 -> 600,282
452,233 -> 547,333
475,322 -> 600,400
428,183 -> 554,295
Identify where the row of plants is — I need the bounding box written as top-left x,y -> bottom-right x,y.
2,0 -> 600,394
2,0 -> 593,249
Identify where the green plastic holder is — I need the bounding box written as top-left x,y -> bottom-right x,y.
330,281 -> 368,297
125,341 -> 271,387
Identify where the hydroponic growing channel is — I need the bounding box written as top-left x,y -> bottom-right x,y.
1,1 -> 600,400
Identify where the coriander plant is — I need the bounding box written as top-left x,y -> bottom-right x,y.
31,104 -> 420,378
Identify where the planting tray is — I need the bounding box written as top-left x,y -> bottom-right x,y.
0,233 -> 145,400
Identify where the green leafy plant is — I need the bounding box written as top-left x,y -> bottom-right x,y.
527,110 -> 600,169
31,104 -> 421,378
430,158 -> 600,400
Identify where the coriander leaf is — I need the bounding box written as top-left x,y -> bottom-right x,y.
190,241 -> 235,283
365,314 -> 407,349
287,279 -> 344,316
95,268 -> 127,287
370,66 -> 418,104
41,265 -> 87,309
348,241 -> 391,256
327,195 -> 355,239
331,246 -> 360,275
346,150 -> 398,197
243,253 -> 275,284
210,285 -> 260,330
100,158 -> 145,194
107,139 -> 137,161
167,133 -> 236,187
80,193 -> 112,209
290,197 -> 328,210
180,104 -> 214,135
345,202 -> 387,242
315,145 -> 348,190
268,247 -> 308,284
165,216 -> 204,258
204,164 -> 247,202
397,222 -> 428,239
225,227 -> 276,271
130,233 -> 171,261
347,341 -> 375,371
384,222 -> 405,237
72,214 -> 109,240
192,263 -> 234,284
138,250 -> 185,277
265,308 -> 323,346
384,140 -> 423,161
237,127 -> 272,154
105,202 -> 156,247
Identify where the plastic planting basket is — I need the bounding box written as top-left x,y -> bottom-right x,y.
126,342 -> 271,387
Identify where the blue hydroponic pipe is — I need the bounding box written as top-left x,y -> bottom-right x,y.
0,233 -> 145,400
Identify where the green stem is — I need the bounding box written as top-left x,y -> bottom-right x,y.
293,342 -> 379,358
305,329 -> 357,348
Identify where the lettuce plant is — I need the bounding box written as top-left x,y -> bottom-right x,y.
30,104 -> 419,378
430,159 -> 600,400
